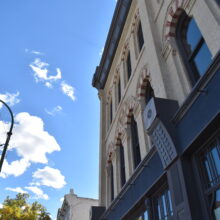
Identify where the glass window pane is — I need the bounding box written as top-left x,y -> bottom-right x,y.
187,18 -> 202,52
144,210 -> 149,220
162,195 -> 168,218
168,190 -> 173,216
204,157 -> 213,186
193,42 -> 212,76
138,23 -> 144,51
211,147 -> 220,176
214,189 -> 220,219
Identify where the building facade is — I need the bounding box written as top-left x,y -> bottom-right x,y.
92,0 -> 220,219
57,189 -> 98,220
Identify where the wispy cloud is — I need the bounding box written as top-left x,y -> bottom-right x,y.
60,197 -> 64,203
61,81 -> 76,101
5,187 -> 28,194
29,58 -> 62,87
0,112 -> 61,178
45,105 -> 63,116
25,49 -> 44,56
0,92 -> 20,108
32,166 -> 66,189
25,186 -> 49,200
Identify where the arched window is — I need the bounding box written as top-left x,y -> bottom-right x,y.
126,51 -> 132,81
137,21 -> 144,52
110,161 -> 114,202
145,83 -> 154,105
130,115 -> 141,168
176,12 -> 212,85
119,140 -> 126,187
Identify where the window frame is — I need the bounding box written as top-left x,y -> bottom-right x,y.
137,21 -> 144,53
176,12 -> 212,86
130,115 -> 141,169
196,132 -> 220,219
126,51 -> 132,83
119,140 -> 126,188
151,184 -> 174,220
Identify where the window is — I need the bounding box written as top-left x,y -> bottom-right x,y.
130,115 -> 141,168
198,135 -> 220,219
176,12 -> 212,85
110,161 -> 114,202
153,188 -> 174,220
119,141 -> 126,187
137,22 -> 144,52
126,51 -> 132,81
145,83 -> 154,105
123,184 -> 173,220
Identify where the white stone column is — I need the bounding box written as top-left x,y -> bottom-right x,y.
122,128 -> 134,180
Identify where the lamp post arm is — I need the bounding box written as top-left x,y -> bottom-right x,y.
0,100 -> 14,172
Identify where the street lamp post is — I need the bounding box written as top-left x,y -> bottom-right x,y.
0,99 -> 14,173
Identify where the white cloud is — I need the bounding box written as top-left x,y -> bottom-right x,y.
32,166 -> 66,189
0,159 -> 31,178
31,50 -> 44,55
25,186 -> 49,200
29,58 -> 62,85
45,82 -> 53,88
25,49 -> 44,55
0,112 -> 61,178
45,105 -> 63,116
60,197 -> 64,203
0,204 -> 2,208
0,92 -> 20,108
5,187 -> 28,194
61,81 -> 76,101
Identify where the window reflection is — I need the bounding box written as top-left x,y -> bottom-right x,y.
214,189 -> 220,219
199,136 -> 220,219
177,12 -> 212,84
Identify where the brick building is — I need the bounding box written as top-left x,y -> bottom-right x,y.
92,0 -> 220,219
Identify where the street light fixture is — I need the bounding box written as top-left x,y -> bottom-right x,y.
0,99 -> 14,172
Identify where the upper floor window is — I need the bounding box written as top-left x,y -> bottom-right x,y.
137,21 -> 144,52
176,12 -> 212,85
198,135 -> 220,219
145,83 -> 154,105
119,140 -> 126,188
110,161 -> 114,202
126,51 -> 132,82
130,115 -> 141,169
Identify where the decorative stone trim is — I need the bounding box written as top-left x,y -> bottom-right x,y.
162,0 -> 194,52
136,65 -> 152,100
123,96 -> 140,128
113,65 -> 121,85
106,142 -> 115,163
106,87 -> 113,104
121,39 -> 130,62
131,9 -> 140,34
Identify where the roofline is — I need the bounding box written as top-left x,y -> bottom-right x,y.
92,0 -> 132,90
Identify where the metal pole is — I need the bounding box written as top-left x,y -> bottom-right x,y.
0,100 -> 14,172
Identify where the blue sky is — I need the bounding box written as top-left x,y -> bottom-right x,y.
0,0 -> 116,218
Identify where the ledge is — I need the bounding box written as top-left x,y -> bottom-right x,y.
92,0 -> 132,90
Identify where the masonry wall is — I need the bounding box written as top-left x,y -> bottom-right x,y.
98,0 -> 220,209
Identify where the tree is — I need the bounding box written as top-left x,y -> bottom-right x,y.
0,193 -> 51,220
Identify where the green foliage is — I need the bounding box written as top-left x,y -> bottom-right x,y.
0,193 -> 51,220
